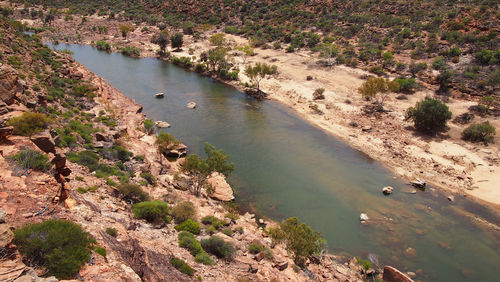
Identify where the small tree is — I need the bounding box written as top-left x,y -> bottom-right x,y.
245,62 -> 278,93
171,33 -> 183,51
119,24 -> 134,38
436,70 -> 454,93
151,29 -> 169,54
405,97 -> 452,134
182,143 -> 234,196
358,77 -> 400,111
182,22 -> 195,35
235,45 -> 254,65
209,33 -> 226,47
155,132 -> 179,155
319,43 -> 339,66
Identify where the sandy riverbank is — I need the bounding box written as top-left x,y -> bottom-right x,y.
14,12 -> 500,212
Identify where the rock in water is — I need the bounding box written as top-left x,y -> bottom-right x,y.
359,213 -> 369,222
206,172 -> 234,201
411,178 -> 426,189
154,92 -> 164,98
155,121 -> 171,128
382,186 -> 394,195
186,102 -> 196,109
383,266 -> 414,282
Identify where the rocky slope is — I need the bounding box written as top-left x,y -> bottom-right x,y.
0,16 -> 370,282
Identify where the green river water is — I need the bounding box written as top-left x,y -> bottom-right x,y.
52,43 -> 499,281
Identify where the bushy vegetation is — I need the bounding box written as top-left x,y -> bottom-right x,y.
120,46 -> 140,57
358,77 -> 399,110
248,242 -> 273,259
6,112 -> 49,136
140,172 -> 157,186
462,122 -> 496,144
171,201 -> 197,224
12,149 -> 51,171
143,119 -> 155,135
105,227 -> 118,237
174,219 -> 201,234
405,97 -> 452,134
201,215 -> 228,230
95,40 -> 111,51
269,217 -> 325,266
155,132 -> 179,154
170,257 -> 195,276
14,219 -> 95,279
132,200 -> 170,224
178,231 -> 204,256
312,88 -> 325,100
117,183 -> 149,203
200,236 -> 235,259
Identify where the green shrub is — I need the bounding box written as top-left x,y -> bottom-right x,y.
248,242 -> 273,259
132,201 -> 170,224
175,219 -> 201,235
121,46 -> 140,57
312,88 -> 325,100
200,236 -> 235,259
194,252 -> 215,265
201,215 -> 228,230
155,132 -> 179,154
6,112 -> 50,136
405,97 -> 452,134
178,231 -> 203,256
105,227 -> 118,237
222,228 -> 233,236
117,184 -> 149,204
94,246 -> 106,257
14,219 -> 95,279
143,119 -> 155,135
395,78 -> 418,93
12,149 -> 51,171
95,40 -> 111,51
462,122 -> 496,144
357,258 -> 372,270
140,172 -> 157,186
170,257 -> 195,276
171,201 -> 197,224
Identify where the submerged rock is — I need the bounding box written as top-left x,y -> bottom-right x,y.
382,186 -> 394,195
186,102 -> 196,109
155,121 -> 171,128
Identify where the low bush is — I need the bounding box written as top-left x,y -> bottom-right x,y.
222,228 -> 233,237
6,112 -> 50,136
171,201 -> 196,224
105,227 -> 118,237
178,231 -> 203,256
201,236 -> 235,259
121,46 -> 140,57
462,122 -> 496,144
194,252 -> 215,265
395,78 -> 418,93
95,40 -> 111,51
201,215 -> 228,230
405,97 -> 452,134
94,246 -> 106,257
143,119 -> 155,135
175,219 -> 201,235
248,242 -> 273,259
117,184 -> 149,204
132,201 -> 170,224
170,257 -> 195,276
12,149 -> 51,171
155,132 -> 179,154
140,172 -> 157,186
312,88 -> 325,100
14,219 -> 95,279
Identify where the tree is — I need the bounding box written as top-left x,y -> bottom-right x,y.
405,97 -> 452,134
182,21 -> 195,35
319,43 -> 339,66
209,33 -> 226,47
171,33 -> 183,51
182,143 -> 234,196
269,217 -> 325,267
245,62 -> 278,93
151,29 -> 169,54
358,77 -> 400,111
119,24 -> 134,38
436,70 -> 454,93
203,47 -> 228,73
235,45 -> 254,65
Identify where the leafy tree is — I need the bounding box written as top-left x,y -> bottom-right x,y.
119,24 -> 134,38
203,47 -> 228,73
245,62 -> 278,93
235,45 -> 254,65
358,77 -> 400,110
151,29 -> 169,54
209,33 -> 226,47
170,32 -> 183,51
269,217 -> 325,266
405,97 -> 452,134
182,143 -> 234,196
14,219 -> 95,279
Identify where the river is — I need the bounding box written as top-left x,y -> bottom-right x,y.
51,43 -> 500,281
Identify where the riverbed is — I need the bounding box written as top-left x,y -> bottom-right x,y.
52,43 -> 500,282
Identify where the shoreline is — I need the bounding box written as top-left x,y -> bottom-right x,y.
24,14 -> 500,215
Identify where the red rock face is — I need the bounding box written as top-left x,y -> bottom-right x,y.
383,265 -> 414,282
0,64 -> 20,105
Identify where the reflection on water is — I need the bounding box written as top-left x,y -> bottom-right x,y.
52,43 -> 500,282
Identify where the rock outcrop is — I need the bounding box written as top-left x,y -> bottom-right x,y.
383,265 -> 414,282
0,64 -> 20,104
206,172 -> 235,201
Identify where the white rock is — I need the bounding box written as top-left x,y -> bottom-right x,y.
187,102 -> 196,109
359,213 -> 369,222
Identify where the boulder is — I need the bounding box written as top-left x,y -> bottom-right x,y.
0,64 -> 20,104
0,126 -> 13,141
186,102 -> 196,109
0,208 -> 5,223
165,143 -> 187,158
411,178 -> 426,189
383,265 -> 414,282
206,172 -> 234,201
359,213 -> 369,222
0,224 -> 14,248
30,130 -> 55,153
95,132 -> 110,142
382,186 -> 394,195
274,261 -> 288,271
155,121 -> 171,128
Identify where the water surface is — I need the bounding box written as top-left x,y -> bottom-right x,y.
53,44 -> 500,282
